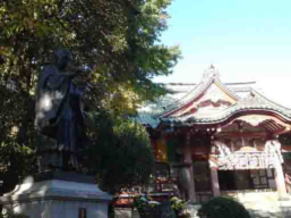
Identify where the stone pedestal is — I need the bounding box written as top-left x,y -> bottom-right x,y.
0,174 -> 112,218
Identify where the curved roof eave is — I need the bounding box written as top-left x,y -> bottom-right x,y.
250,89 -> 291,111
159,108 -> 291,128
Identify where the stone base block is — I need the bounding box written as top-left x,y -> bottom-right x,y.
0,177 -> 112,218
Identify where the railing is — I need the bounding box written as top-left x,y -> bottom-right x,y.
214,151 -> 278,170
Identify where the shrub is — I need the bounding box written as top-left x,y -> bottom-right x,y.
0,210 -> 29,218
133,195 -> 160,218
198,196 -> 250,218
170,196 -> 191,218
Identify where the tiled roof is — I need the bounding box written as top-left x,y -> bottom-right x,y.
160,90 -> 291,126
135,67 -> 291,128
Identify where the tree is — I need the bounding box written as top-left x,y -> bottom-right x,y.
0,0 -> 179,193
85,111 -> 154,194
0,0 -> 179,112
0,84 -> 36,194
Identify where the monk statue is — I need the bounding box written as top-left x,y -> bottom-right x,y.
35,49 -> 85,172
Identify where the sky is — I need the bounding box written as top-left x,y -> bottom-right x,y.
154,0 -> 291,106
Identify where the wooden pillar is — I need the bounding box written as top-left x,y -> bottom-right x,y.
266,138 -> 287,197
275,159 -> 287,197
209,158 -> 220,197
183,133 -> 196,202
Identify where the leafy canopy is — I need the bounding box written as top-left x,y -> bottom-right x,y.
0,0 -> 179,113
0,0 -> 179,193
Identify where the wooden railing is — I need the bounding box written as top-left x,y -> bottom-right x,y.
215,151 -> 278,170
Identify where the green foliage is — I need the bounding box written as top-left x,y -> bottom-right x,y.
0,141 -> 35,194
85,111 -> 155,194
0,0 -> 179,194
198,197 -> 251,218
0,85 -> 36,194
0,210 -> 29,218
0,0 -> 180,113
170,196 -> 191,218
170,196 -> 187,212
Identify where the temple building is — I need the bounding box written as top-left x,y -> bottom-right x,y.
135,66 -> 291,203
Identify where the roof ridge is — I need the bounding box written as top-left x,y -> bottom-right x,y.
160,68 -> 240,118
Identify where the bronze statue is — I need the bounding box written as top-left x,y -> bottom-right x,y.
35,49 -> 85,172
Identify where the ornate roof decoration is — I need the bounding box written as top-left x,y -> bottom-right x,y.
202,64 -> 219,81
161,65 -> 239,118
135,66 -> 291,129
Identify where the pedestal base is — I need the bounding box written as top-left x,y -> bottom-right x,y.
0,177 -> 112,218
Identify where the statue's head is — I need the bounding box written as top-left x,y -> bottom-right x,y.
54,49 -> 72,70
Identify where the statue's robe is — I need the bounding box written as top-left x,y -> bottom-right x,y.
35,65 -> 84,155
35,65 -> 71,139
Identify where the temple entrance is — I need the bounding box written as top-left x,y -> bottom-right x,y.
218,169 -> 276,191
